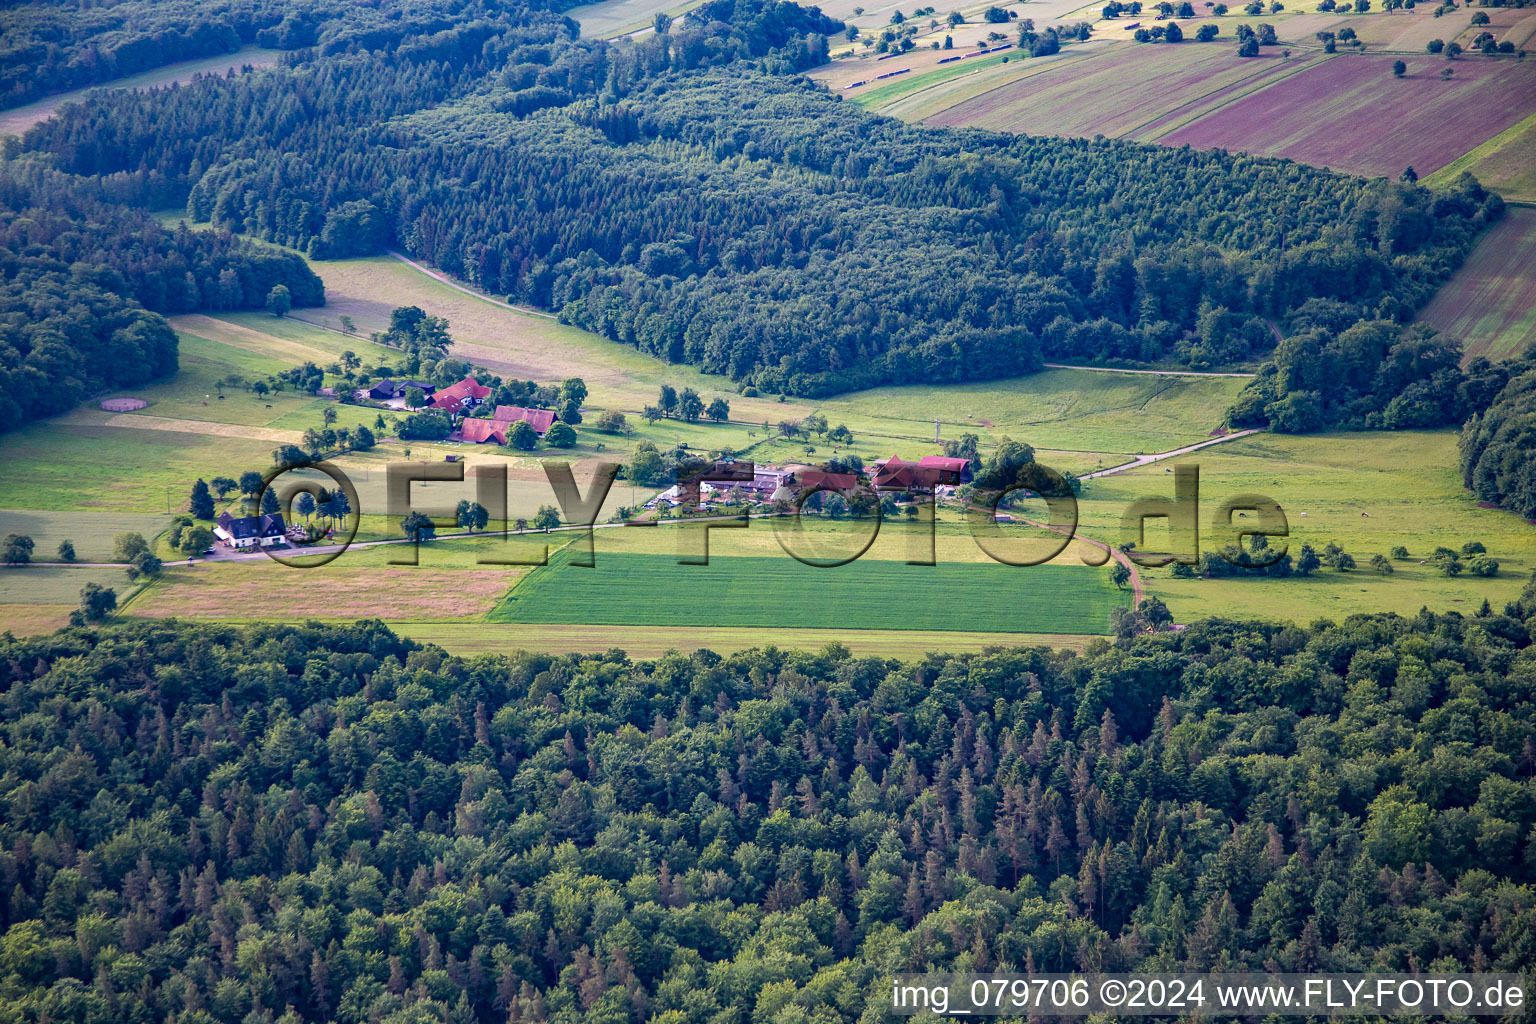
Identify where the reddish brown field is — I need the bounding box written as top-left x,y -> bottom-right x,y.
926,42 -> 1310,141
131,565 -> 521,621
1162,54 -> 1536,178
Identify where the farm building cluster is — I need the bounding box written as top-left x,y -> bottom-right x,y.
359,377 -> 563,443
650,454 -> 973,510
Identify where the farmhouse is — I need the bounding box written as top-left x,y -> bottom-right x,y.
773,465 -> 862,501
214,511 -> 289,549
452,405 -> 558,444
870,455 -> 972,491
431,377 -> 493,416
366,379 -> 436,402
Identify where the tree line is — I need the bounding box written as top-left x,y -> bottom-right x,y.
0,0 -> 583,111
1,605 -> 1535,1023
1458,351 -> 1536,518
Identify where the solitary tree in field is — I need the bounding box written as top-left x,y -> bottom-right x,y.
211,476 -> 238,499
340,315 -> 356,335
265,284 -> 292,317
706,398 -> 731,422
57,540 -> 76,563
458,501 -> 490,532
533,505 -> 561,531
3,533 -> 34,566
544,422 -> 577,447
658,385 -> 679,418
1110,562 -> 1131,589
127,551 -> 162,581
189,479 -> 216,520
78,583 -> 117,622
400,511 -> 436,542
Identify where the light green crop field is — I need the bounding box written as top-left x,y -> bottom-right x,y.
490,543 -> 1128,632
1075,429 -> 1536,622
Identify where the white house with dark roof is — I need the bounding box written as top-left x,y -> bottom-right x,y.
214,511 -> 289,549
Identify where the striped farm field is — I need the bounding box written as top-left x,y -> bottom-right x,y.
490,545 -> 1128,634
1417,206 -> 1536,362
925,43 -> 1319,141
1161,53 -> 1536,179
1427,108 -> 1536,203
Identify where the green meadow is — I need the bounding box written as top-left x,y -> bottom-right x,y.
490,543 -> 1128,632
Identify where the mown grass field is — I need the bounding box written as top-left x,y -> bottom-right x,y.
0,421 -> 276,513
490,543 -> 1128,632
814,367 -> 1248,462
1418,206 -> 1536,362
1076,429 -> 1536,622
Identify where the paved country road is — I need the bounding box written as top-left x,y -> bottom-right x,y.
389,251 -> 558,320
1082,428 -> 1263,480
1042,362 -> 1257,378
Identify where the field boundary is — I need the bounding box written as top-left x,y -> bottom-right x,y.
388,251 -> 557,320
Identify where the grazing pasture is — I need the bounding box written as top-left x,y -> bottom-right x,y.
816,367 -> 1249,458
0,421 -> 276,513
1417,207 -> 1536,362
1161,54 -> 1536,179
490,546 -> 1128,633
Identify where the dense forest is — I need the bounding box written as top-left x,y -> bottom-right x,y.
12,0 -> 1491,396
0,165 -> 322,433
0,0 -> 577,110
2,608 -> 1536,1023
1458,352 -> 1536,518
